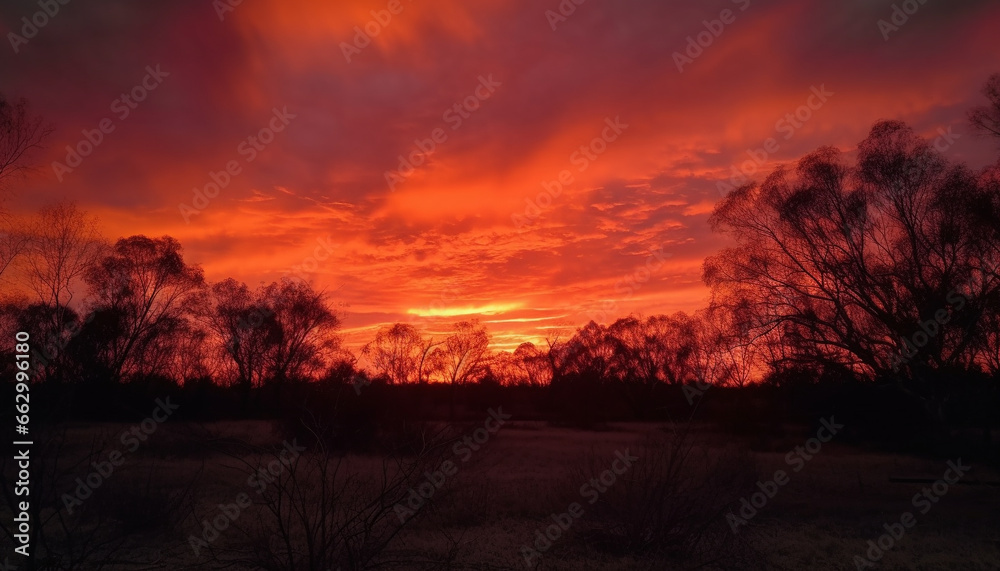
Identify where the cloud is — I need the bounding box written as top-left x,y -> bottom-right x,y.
2,0 -> 998,347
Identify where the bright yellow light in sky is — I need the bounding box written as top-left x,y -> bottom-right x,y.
407,302 -> 524,317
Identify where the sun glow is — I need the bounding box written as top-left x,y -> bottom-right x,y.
407,302 -> 524,317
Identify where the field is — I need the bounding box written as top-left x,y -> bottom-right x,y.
9,418 -> 999,570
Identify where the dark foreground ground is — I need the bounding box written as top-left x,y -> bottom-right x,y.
2,418 -> 998,570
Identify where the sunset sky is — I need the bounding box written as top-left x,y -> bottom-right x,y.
2,0 -> 999,350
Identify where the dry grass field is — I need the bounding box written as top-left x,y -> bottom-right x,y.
5,418 -> 997,570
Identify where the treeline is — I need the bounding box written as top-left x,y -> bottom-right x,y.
0,77 -> 998,438
337,78 -> 1000,436
0,223 -> 341,389
0,216 -> 748,394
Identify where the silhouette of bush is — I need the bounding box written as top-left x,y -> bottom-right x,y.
581,428 -> 759,566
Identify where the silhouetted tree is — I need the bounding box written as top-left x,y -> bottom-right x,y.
481,344 -> 550,387
695,304 -> 765,387
24,201 -> 106,329
969,73 -> 1000,141
512,342 -> 551,386
84,235 -> 206,383
428,320 -> 489,418
415,335 -> 443,384
561,321 -> 616,380
263,279 -> 340,384
0,94 -> 49,282
705,120 -> 1000,428
606,316 -> 657,384
14,301 -> 81,383
429,320 -> 490,386
205,278 -> 280,392
362,323 -> 424,384
0,93 -> 48,190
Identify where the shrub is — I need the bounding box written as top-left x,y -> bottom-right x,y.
580,426 -> 761,567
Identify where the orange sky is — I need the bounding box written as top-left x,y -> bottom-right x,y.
3,0 -> 999,350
